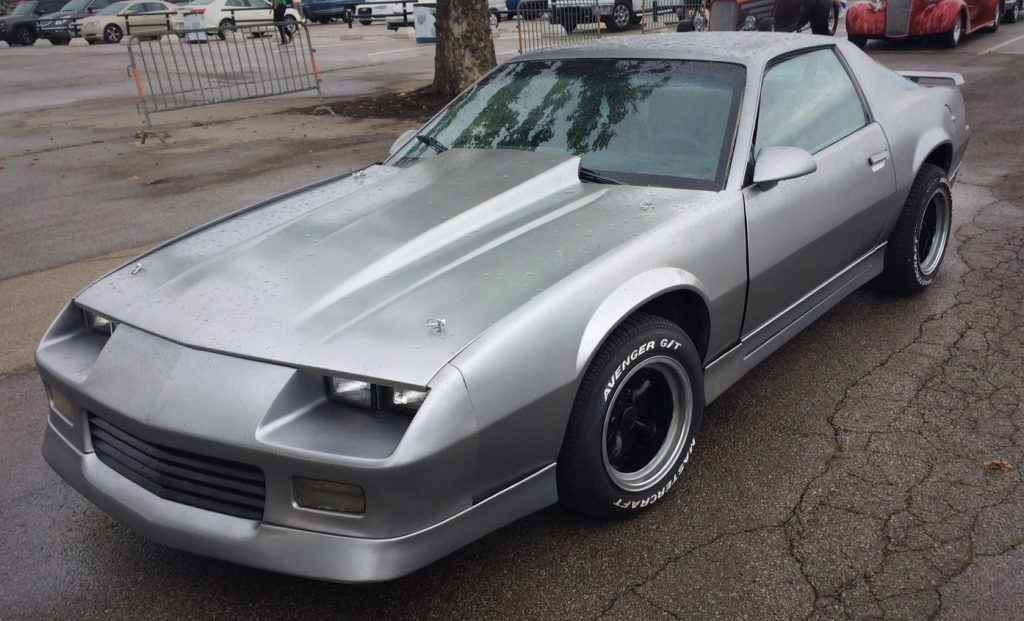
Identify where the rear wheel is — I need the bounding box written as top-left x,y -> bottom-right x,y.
217,18 -> 234,40
558,314 -> 704,519
103,23 -> 122,43
15,25 -> 36,46
848,34 -> 868,49
284,14 -> 298,34
605,0 -> 633,32
1007,0 -> 1020,23
878,164 -> 952,294
810,0 -> 838,35
940,11 -> 964,47
984,1 -> 1002,31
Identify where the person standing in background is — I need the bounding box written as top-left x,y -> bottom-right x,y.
273,0 -> 292,44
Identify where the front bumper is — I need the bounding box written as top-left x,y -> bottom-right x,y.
36,305 -> 558,581
43,420 -> 555,582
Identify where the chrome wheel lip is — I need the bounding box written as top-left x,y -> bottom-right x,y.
916,188 -> 950,277
828,4 -> 838,34
601,356 -> 692,493
953,14 -> 962,42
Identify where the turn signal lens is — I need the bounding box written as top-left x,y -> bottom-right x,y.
45,383 -> 75,424
293,478 -> 365,514
390,387 -> 428,412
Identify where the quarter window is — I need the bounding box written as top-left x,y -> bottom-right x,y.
754,49 -> 868,156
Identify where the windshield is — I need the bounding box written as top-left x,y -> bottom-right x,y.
12,1 -> 38,15
98,1 -> 127,13
389,59 -> 745,190
60,0 -> 91,11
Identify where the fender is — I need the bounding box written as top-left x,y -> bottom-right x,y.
845,1 -> 885,35
575,268 -> 709,375
910,0 -> 967,36
911,131 -> 953,180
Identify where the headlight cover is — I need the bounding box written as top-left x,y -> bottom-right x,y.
326,376 -> 429,413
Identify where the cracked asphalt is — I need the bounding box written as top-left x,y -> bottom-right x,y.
2,26 -> 1024,621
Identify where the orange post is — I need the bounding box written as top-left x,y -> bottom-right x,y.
131,65 -> 145,99
310,52 -> 320,81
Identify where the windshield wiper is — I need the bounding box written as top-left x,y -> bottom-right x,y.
415,134 -> 448,154
578,166 -> 622,185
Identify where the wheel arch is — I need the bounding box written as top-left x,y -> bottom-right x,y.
575,268 -> 711,378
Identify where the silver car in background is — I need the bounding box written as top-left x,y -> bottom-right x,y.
39,33 -> 969,582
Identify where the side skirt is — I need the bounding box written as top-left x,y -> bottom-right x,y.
703,243 -> 886,404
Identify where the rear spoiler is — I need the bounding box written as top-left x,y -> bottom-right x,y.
896,71 -> 965,87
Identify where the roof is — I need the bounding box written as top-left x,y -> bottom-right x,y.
517,32 -> 838,67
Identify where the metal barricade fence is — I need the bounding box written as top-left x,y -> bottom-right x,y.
517,0 -> 602,54
126,20 -> 332,144
640,0 -> 706,33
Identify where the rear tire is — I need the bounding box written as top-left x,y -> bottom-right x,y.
1007,0 -> 1020,23
558,313 -> 704,520
810,0 -> 838,35
15,25 -> 36,46
848,34 -> 868,49
984,1 -> 1002,31
605,0 -> 633,32
878,164 -> 952,294
217,18 -> 234,40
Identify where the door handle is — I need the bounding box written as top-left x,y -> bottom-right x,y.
869,150 -> 890,166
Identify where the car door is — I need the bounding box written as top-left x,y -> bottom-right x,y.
741,47 -> 896,347
246,0 -> 274,21
122,1 -> 151,33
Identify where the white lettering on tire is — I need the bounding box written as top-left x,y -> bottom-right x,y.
602,339 -> 681,402
611,438 -> 696,509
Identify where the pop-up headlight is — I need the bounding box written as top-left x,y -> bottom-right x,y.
326,377 -> 429,413
82,308 -> 117,336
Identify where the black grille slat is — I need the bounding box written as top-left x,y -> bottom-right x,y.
88,414 -> 265,521
92,436 -> 265,509
90,416 -> 264,485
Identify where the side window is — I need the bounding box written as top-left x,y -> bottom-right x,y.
92,0 -> 113,9
754,49 -> 868,156
145,2 -> 167,11
125,2 -> 148,13
226,0 -> 246,7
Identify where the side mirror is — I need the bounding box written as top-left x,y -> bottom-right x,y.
753,146 -> 817,190
389,128 -> 417,156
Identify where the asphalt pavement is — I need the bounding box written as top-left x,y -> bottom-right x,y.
1,18 -> 1023,621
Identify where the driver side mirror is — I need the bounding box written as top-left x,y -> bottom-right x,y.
389,129 -> 417,156
753,146 -> 817,190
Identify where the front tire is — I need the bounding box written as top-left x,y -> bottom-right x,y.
941,12 -> 964,48
217,18 -> 234,40
848,34 -> 868,49
102,23 -> 122,43
984,1 -> 1002,31
15,25 -> 37,46
558,313 -> 704,520
879,164 -> 952,294
810,0 -> 838,35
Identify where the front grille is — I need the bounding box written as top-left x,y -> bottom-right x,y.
89,414 -> 266,520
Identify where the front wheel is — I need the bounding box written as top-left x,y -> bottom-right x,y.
217,18 -> 234,40
878,164 -> 952,294
848,34 -> 868,49
810,0 -> 838,35
14,25 -> 37,46
984,1 -> 1003,31
284,15 -> 298,34
558,313 -> 704,519
103,23 -> 122,43
940,12 -> 964,47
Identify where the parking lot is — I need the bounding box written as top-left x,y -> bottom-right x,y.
2,13 -> 1024,620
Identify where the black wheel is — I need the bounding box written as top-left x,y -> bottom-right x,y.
606,0 -> 633,32
879,164 -> 952,294
848,34 -> 868,49
284,15 -> 298,34
1007,0 -> 1020,23
359,18 -> 371,25
941,11 -> 964,47
558,313 -> 704,520
103,23 -> 122,43
984,1 -> 1002,31
490,10 -> 500,28
810,0 -> 838,35
15,25 -> 36,46
217,18 -> 234,40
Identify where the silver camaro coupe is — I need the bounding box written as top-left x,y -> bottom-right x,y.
39,33 -> 969,582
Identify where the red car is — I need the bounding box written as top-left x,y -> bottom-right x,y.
846,0 -> 1008,48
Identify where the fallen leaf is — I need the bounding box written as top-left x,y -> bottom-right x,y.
128,175 -> 139,182
983,458 -> 1013,473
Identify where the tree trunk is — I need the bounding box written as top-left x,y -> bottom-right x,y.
432,0 -> 497,100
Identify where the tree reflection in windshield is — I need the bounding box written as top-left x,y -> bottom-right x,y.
393,59 -> 745,191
